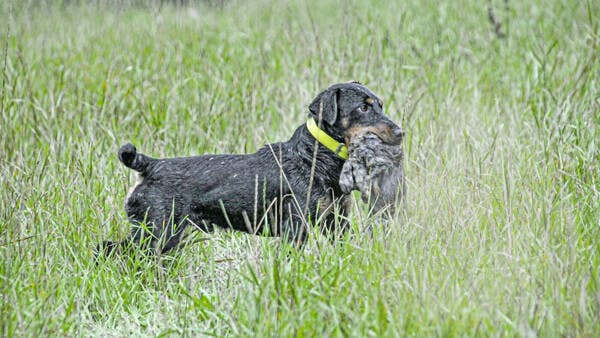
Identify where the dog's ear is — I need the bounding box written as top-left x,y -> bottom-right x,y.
309,87 -> 340,125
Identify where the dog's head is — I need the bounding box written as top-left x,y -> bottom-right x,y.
309,82 -> 404,146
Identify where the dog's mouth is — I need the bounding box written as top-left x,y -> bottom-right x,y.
383,128 -> 404,145
345,123 -> 404,146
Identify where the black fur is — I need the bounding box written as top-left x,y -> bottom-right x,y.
98,82 -> 402,256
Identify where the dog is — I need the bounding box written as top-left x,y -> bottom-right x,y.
98,82 -> 403,256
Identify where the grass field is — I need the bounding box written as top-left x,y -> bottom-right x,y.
1,0 -> 598,336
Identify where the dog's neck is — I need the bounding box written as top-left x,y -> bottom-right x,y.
305,118 -> 348,160
288,124 -> 347,186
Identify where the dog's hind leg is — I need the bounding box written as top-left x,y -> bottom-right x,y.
96,220 -> 155,258
158,220 -> 190,254
122,210 -> 193,255
101,221 -> 188,257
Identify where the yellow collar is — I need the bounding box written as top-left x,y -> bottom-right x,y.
306,118 -> 349,160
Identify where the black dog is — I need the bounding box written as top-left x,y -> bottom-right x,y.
99,82 -> 403,256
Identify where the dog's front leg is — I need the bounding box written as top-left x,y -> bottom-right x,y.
279,200 -> 308,248
281,218 -> 307,248
320,194 -> 351,243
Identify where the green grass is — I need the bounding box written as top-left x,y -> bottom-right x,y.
1,0 -> 598,336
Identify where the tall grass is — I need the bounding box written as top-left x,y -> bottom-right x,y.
1,0 -> 598,336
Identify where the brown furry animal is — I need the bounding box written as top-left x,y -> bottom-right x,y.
339,129 -> 405,215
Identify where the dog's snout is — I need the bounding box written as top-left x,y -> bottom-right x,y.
392,125 -> 404,141
381,120 -> 403,145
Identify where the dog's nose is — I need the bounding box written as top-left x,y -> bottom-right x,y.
390,125 -> 404,144
393,126 -> 404,139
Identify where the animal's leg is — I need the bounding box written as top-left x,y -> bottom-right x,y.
322,196 -> 351,243
159,221 -> 190,253
280,201 -> 308,248
95,221 -> 154,259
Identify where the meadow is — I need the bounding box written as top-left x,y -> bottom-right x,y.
1,0 -> 598,336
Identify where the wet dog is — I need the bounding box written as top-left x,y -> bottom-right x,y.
98,82 -> 403,256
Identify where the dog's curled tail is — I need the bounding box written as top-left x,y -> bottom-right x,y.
118,143 -> 154,174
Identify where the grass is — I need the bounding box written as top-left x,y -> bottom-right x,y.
1,0 -> 598,336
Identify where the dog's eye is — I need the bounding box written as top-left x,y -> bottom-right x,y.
357,105 -> 369,113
